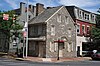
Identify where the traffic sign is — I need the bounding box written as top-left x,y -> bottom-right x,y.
3,14 -> 9,20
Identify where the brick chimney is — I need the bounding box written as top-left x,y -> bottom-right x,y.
20,2 -> 25,15
29,5 -> 33,11
36,3 -> 45,16
29,5 -> 36,17
33,6 -> 36,17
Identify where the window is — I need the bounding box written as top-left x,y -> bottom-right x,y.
65,16 -> 69,25
82,25 -> 85,34
71,42 -> 73,51
84,13 -> 90,20
54,43 -> 58,51
79,10 -> 82,18
51,25 -> 55,36
77,24 -> 80,34
38,25 -> 42,35
33,25 -> 38,36
42,25 -> 46,35
82,12 -> 84,19
87,26 -> 90,34
87,15 -> 89,20
84,14 -> 87,19
57,14 -> 61,22
91,14 -> 95,22
29,26 -> 33,36
67,43 -> 71,52
50,42 -> 54,52
28,15 -> 31,20
68,28 -> 71,37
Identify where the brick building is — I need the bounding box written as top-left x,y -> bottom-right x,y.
66,6 -> 97,56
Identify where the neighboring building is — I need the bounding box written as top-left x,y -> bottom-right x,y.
28,6 -> 77,58
9,2 -> 45,53
66,6 -> 96,56
0,30 -> 9,52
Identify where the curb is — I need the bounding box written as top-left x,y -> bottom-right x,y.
15,58 -> 25,61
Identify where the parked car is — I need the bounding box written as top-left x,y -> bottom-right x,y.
82,51 -> 93,57
91,52 -> 100,60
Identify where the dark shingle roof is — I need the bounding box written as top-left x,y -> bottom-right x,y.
29,6 -> 63,24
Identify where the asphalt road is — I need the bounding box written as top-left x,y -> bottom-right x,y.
0,58 -> 100,66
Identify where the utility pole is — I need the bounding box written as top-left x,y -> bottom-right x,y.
25,0 -> 29,58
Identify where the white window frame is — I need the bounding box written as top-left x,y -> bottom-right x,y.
65,16 -> 69,25
71,42 -> 73,51
77,24 -> 80,34
68,28 -> 71,37
67,43 -> 71,52
82,25 -> 85,34
51,25 -> 55,36
87,26 -> 90,34
54,43 -> 58,51
79,10 -> 82,19
57,14 -> 61,23
50,42 -> 54,52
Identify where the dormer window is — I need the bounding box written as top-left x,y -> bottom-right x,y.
91,14 -> 95,22
79,10 -> 82,19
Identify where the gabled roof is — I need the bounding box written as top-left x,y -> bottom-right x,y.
29,6 -> 63,24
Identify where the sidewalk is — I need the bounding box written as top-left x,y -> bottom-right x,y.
15,57 -> 92,62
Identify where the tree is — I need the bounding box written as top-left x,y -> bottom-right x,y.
91,8 -> 100,50
0,11 -> 23,49
96,8 -> 100,28
0,11 -> 23,34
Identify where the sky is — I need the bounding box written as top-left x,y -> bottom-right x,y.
0,0 -> 100,13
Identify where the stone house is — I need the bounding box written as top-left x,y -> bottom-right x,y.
28,6 -> 77,58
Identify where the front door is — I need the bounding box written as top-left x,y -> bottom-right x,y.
39,42 -> 46,58
59,42 -> 64,57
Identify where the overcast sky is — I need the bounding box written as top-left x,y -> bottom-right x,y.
0,0 -> 100,13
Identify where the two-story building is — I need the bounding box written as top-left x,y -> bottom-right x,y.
28,6 -> 77,58
9,2 -> 45,53
66,6 -> 96,56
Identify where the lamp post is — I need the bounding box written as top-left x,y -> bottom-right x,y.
57,39 -> 60,60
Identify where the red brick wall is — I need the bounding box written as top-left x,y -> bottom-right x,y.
76,19 -> 95,36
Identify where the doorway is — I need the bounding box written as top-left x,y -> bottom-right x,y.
38,42 -> 46,57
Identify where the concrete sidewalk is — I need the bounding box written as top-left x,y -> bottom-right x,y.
16,57 -> 92,62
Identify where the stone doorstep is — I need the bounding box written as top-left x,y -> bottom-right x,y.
42,58 -> 52,62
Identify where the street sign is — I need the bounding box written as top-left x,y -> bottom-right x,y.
3,14 -> 9,20
23,31 -> 27,37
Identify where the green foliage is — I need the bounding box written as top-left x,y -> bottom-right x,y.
0,10 -> 23,39
91,8 -> 100,41
91,27 -> 100,40
0,11 -> 22,30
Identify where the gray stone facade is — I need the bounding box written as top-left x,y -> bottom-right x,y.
28,6 -> 77,58
46,6 -> 76,58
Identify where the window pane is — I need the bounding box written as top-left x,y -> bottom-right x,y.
51,25 -> 55,36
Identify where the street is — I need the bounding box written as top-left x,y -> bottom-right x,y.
0,58 -> 100,66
